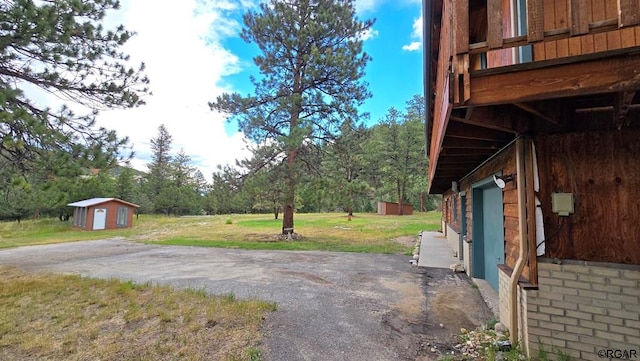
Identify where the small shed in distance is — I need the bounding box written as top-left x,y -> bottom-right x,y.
67,198 -> 140,231
377,201 -> 413,215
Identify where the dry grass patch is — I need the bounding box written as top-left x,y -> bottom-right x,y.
0,267 -> 275,361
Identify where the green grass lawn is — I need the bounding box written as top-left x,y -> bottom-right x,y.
0,212 -> 442,254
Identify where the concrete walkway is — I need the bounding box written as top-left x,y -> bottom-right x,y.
417,231 -> 460,269
418,231 -> 500,318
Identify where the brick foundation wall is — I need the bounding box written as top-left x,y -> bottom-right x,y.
498,268 -> 527,348
463,241 -> 472,277
499,269 -> 510,327
445,225 -> 460,259
524,260 -> 640,361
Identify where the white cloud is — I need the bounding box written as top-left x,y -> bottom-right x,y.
355,0 -> 380,13
359,28 -> 379,41
401,41 -> 421,51
94,0 -> 256,180
402,13 -> 423,51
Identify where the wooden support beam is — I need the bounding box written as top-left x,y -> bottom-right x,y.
454,0 -> 469,54
450,115 -> 520,134
618,0 -> 640,27
575,104 -> 640,113
614,91 -> 636,129
569,0 -> 590,35
440,147 -> 496,156
487,0 -> 503,49
527,0 -> 544,42
467,53 -> 640,106
442,137 -> 505,149
463,53 -> 470,102
512,103 -> 561,125
445,121 -> 513,141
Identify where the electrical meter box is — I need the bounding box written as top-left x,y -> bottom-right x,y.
552,193 -> 574,216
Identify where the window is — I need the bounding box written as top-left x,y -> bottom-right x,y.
76,207 -> 88,228
513,0 -> 532,63
453,196 -> 458,223
116,207 -> 128,227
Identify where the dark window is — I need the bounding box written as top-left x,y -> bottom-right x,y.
116,207 -> 128,227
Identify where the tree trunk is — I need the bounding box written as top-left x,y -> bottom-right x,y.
397,181 -> 404,215
282,148 -> 296,234
347,186 -> 354,217
420,192 -> 426,212
274,207 -> 279,220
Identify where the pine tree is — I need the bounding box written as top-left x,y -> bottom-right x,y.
0,0 -> 148,174
146,124 -> 173,213
323,119 -> 370,217
210,0 -> 373,235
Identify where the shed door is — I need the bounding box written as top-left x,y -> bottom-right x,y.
93,208 -> 107,230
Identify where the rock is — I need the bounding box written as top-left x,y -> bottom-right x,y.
449,263 -> 465,272
494,322 -> 508,333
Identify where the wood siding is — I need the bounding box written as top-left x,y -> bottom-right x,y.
534,129 -> 640,264
451,142 -> 536,282
73,200 -> 136,231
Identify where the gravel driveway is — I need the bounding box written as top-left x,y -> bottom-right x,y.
0,238 -> 429,361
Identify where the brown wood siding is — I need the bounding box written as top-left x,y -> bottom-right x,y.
535,129 -> 640,264
76,200 -> 136,231
533,0 -> 640,61
429,0 -> 454,189
457,144 -> 534,281
443,190 -> 461,233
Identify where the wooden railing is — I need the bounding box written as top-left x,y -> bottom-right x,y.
434,0 -> 640,108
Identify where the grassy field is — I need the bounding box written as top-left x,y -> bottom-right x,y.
0,212 -> 441,360
0,266 -> 275,361
0,212 -> 442,254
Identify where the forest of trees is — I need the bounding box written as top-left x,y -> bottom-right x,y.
0,0 -> 439,224
0,95 -> 440,221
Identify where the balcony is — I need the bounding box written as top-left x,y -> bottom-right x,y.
426,0 -> 640,193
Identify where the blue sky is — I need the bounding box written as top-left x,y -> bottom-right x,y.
92,0 -> 423,179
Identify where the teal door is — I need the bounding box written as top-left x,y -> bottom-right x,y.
472,180 -> 505,292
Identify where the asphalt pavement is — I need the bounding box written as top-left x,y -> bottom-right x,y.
0,238 -> 428,361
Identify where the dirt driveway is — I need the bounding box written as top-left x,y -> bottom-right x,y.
0,238 -> 493,361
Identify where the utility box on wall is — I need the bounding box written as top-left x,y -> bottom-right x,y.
551,193 -> 574,216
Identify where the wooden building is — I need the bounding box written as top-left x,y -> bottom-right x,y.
423,0 -> 640,358
376,202 -> 414,215
68,198 -> 140,231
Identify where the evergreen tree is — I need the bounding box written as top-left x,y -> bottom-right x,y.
0,0 -> 148,174
210,0 -> 373,234
169,149 -> 199,215
145,124 -> 173,213
116,166 -> 137,201
322,119 -> 371,217
368,106 -> 425,215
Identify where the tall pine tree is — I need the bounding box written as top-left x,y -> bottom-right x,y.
0,0 -> 148,174
210,0 -> 373,235
145,124 -> 173,213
